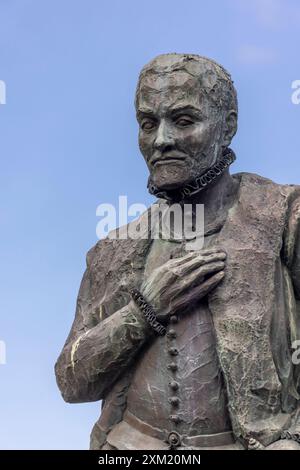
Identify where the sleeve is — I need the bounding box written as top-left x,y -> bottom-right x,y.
55,247 -> 154,404
285,195 -> 300,299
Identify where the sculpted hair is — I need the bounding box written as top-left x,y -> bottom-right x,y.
135,53 -> 238,120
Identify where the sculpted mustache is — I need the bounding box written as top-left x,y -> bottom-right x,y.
149,152 -> 188,165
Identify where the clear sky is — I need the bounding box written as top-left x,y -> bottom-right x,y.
0,0 -> 299,449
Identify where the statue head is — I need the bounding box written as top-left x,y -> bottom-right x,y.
135,53 -> 238,192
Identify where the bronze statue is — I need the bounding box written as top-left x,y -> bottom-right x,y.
55,54 -> 300,450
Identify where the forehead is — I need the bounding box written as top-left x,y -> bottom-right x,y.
137,70 -> 209,113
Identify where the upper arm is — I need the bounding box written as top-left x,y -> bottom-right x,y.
284,195 -> 300,299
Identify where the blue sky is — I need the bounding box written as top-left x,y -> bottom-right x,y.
0,0 -> 299,449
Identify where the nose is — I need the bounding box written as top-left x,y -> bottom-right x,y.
153,119 -> 174,152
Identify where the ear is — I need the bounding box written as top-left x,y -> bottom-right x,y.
222,109 -> 237,147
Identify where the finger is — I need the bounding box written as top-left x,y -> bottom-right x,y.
169,251 -> 197,265
184,252 -> 226,272
168,261 -> 225,299
170,261 -> 224,297
187,260 -> 225,285
171,252 -> 226,275
171,248 -> 226,267
188,270 -> 225,301
171,271 -> 225,312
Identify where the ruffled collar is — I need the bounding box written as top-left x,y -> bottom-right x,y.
147,148 -> 236,203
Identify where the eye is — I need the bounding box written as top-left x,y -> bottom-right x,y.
141,119 -> 156,131
175,116 -> 194,127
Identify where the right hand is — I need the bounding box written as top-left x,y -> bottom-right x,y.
140,248 -> 226,321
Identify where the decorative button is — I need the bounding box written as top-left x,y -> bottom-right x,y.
170,315 -> 178,324
169,414 -> 181,424
167,329 -> 177,338
167,363 -> 178,371
167,431 -> 181,447
168,396 -> 180,407
168,347 -> 178,356
169,381 -> 179,390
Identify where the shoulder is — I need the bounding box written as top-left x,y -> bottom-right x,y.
86,204 -> 156,267
282,187 -> 300,269
233,171 -> 300,194
76,204 -> 157,322
232,172 -> 300,268
233,171 -> 300,205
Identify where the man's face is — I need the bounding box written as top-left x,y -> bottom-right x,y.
137,69 -> 226,190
